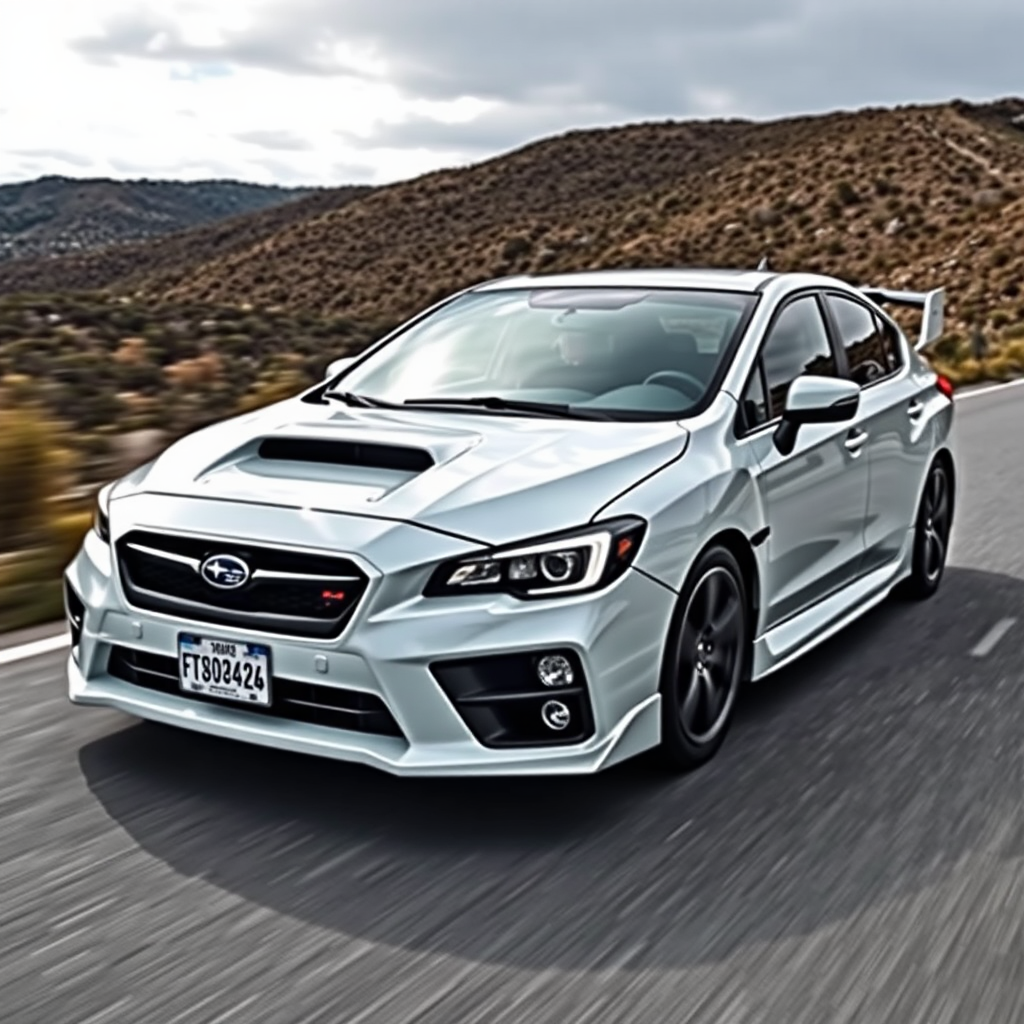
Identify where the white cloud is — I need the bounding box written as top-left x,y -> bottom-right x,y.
1,0 -> 1021,187
0,0 -> 484,185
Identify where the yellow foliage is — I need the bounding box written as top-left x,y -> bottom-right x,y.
48,510 -> 94,569
235,370 -> 309,413
0,393 -> 75,550
980,355 -> 1020,380
997,338 -> 1024,366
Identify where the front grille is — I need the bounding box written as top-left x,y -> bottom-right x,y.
116,530 -> 370,640
107,646 -> 404,738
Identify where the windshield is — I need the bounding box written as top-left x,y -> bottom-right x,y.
335,286 -> 758,420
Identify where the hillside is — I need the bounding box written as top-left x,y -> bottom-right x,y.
0,119 -> 750,299
2,99 -> 1024,342
2,99 -> 1023,341
0,183 -> 374,293
0,175 -> 326,263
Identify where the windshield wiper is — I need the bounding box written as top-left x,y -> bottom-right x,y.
326,390 -> 615,420
323,389 -> 402,409
401,396 -> 615,420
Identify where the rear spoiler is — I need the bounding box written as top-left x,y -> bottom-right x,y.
859,286 -> 945,352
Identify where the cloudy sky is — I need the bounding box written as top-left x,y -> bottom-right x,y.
1,0 -> 1021,187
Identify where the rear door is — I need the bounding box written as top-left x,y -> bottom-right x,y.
820,291 -> 932,576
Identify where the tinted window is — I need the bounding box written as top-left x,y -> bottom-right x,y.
740,362 -> 769,429
760,296 -> 837,418
339,287 -> 758,420
826,294 -> 896,385
876,316 -> 904,374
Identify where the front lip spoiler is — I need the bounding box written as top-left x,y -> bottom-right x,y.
68,656 -> 662,777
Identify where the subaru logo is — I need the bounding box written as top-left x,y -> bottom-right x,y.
199,554 -> 251,589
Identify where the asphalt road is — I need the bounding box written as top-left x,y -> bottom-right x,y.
3,381 -> 1024,1024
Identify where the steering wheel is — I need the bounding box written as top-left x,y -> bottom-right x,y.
643,370 -> 705,400
852,360 -> 887,386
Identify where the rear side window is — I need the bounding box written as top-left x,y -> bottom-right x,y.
825,294 -> 902,385
875,315 -> 905,374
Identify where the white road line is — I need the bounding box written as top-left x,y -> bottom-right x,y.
0,632 -> 70,667
970,618 -> 1017,658
957,378 -> 1024,401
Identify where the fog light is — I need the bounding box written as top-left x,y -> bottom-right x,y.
541,700 -> 571,731
536,654 -> 574,687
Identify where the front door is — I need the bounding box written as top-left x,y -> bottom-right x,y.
737,293 -> 871,632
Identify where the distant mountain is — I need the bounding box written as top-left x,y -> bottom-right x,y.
0,183 -> 375,294
0,175 -> 327,262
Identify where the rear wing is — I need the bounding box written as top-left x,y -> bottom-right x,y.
859,286 -> 945,352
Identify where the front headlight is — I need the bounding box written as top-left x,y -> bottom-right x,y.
425,517 -> 647,599
94,483 -> 113,543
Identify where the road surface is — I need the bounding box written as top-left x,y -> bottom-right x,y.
3,381 -> 1024,1024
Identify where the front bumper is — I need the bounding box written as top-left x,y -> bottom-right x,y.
65,517 -> 676,777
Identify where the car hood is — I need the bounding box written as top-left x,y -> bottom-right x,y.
112,398 -> 690,545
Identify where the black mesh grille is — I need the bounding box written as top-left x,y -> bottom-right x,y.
116,530 -> 369,640
107,645 -> 404,738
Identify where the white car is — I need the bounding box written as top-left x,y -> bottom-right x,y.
64,267 -> 956,776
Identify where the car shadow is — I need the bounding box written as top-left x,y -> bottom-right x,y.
78,566 -> 1024,971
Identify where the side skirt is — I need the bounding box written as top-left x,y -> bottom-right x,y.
751,528 -> 914,682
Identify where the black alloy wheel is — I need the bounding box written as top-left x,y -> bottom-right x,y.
897,458 -> 953,601
658,545 -> 750,772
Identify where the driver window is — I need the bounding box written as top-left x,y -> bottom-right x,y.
825,294 -> 890,386
755,295 -> 838,420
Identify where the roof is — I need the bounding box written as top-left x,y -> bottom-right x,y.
472,266 -> 780,294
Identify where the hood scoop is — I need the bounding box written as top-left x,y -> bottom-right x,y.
179,417 -> 485,510
257,437 -> 434,472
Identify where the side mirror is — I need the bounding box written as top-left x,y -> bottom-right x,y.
773,375 -> 860,455
324,355 -> 356,380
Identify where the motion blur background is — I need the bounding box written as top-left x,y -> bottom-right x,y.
3,5 -> 1024,1021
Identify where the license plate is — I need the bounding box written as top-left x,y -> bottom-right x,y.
178,633 -> 271,706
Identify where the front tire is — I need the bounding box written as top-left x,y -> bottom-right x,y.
656,545 -> 751,773
896,457 -> 953,601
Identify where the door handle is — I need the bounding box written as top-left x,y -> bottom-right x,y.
907,399 -> 924,420
844,429 -> 868,454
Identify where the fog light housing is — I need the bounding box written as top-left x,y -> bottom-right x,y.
430,649 -> 593,748
536,653 -> 574,687
64,578 -> 85,663
541,700 -> 571,731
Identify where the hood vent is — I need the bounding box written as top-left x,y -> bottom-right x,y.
257,437 -> 434,473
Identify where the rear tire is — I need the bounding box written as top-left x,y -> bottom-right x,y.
656,545 -> 751,773
896,457 -> 953,601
